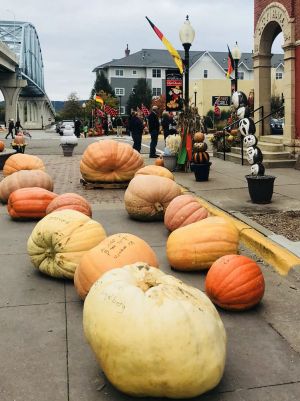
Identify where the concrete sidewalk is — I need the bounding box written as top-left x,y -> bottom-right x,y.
0,136 -> 300,400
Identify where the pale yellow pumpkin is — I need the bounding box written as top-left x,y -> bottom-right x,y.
166,216 -> 239,271
83,263 -> 226,398
27,209 -> 106,279
134,165 -> 174,180
124,175 -> 182,221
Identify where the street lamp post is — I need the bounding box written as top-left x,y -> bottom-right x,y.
232,42 -> 241,92
119,95 -> 122,115
179,16 -> 195,109
193,83 -> 197,107
82,102 -> 86,122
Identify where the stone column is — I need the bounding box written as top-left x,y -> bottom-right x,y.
0,73 -> 27,123
253,53 -> 272,138
282,43 -> 296,147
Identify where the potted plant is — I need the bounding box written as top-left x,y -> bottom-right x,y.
60,135 -> 78,157
163,134 -> 181,171
190,131 -> 211,181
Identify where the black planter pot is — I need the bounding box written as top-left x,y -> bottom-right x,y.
246,175 -> 276,204
191,162 -> 212,181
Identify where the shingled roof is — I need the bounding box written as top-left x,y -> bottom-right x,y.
93,48 -> 284,73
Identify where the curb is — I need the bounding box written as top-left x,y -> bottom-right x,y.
180,186 -> 300,275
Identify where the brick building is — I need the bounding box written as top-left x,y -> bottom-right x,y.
254,0 -> 300,155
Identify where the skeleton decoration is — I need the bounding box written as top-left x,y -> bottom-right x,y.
232,91 -> 265,176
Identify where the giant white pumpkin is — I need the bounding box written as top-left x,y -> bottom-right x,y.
27,209 -> 106,279
83,263 -> 227,398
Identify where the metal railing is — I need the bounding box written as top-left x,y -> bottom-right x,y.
220,104 -> 284,165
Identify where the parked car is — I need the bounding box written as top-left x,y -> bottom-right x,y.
270,117 -> 284,135
59,120 -> 75,136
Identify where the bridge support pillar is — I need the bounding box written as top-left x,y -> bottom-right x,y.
18,96 -> 55,129
0,73 -> 27,123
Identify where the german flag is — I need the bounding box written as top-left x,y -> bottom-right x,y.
226,45 -> 234,79
95,95 -> 104,105
146,17 -> 183,74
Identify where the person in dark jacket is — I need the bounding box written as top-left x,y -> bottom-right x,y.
129,112 -> 144,152
161,111 -> 170,142
74,119 -> 81,138
5,119 -> 15,139
147,106 -> 160,158
15,120 -> 23,135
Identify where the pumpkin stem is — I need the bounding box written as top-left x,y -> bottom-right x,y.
137,274 -> 158,292
154,202 -> 164,212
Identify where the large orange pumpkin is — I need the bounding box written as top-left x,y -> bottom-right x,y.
0,141 -> 5,152
164,194 -> 209,231
80,140 -> 144,182
134,165 -> 174,180
74,233 -> 159,299
3,154 -> 45,177
166,216 -> 239,271
124,175 -> 182,221
46,193 -> 92,217
205,255 -> 265,311
0,170 -> 54,203
7,187 -> 58,219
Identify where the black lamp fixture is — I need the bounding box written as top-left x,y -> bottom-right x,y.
232,42 -> 242,92
179,15 -> 195,109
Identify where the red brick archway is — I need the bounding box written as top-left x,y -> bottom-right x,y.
254,1 -> 300,150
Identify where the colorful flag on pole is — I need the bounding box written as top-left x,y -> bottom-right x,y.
104,104 -> 118,116
141,104 -> 150,116
95,95 -> 104,105
226,45 -> 234,79
146,16 -> 183,74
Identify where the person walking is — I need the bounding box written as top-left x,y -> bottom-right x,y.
129,112 -> 144,153
74,119 -> 81,138
161,111 -> 170,142
83,122 -> 89,138
116,116 -> 123,137
15,120 -> 23,135
147,105 -> 160,158
5,119 -> 15,139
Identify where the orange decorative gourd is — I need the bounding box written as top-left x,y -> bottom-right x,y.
155,156 -> 164,167
80,140 -> 144,182
166,216 -> 239,271
135,165 -> 174,180
0,141 -> 5,152
124,175 -> 182,221
164,194 -> 209,231
205,255 -> 265,311
74,233 -> 159,299
0,170 -> 54,203
14,135 -> 25,145
46,193 -> 92,217
193,132 -> 205,142
3,154 -> 45,177
7,187 -> 57,219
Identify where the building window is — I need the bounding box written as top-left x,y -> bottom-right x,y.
115,69 -> 124,76
276,72 -> 283,80
115,88 -> 125,96
203,69 -> 208,78
152,69 -> 161,78
132,70 -> 137,75
120,106 -> 125,115
238,71 -> 244,80
152,88 -> 161,97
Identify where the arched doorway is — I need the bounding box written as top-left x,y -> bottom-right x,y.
253,2 -> 297,153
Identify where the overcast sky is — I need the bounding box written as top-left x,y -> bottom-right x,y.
2,0 -> 283,101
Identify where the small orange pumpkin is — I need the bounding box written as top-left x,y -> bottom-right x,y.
155,156 -> 164,167
7,187 -> 57,219
14,135 -> 26,145
46,193 -> 92,217
193,132 -> 205,142
0,141 -> 5,152
164,194 -> 209,231
205,255 -> 265,311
